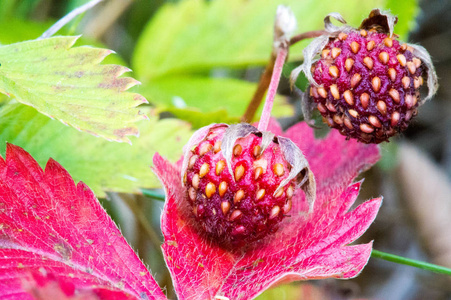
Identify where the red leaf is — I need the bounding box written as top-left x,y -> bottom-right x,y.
0,144 -> 166,300
154,121 -> 381,300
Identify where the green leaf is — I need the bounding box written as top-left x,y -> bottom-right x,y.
0,36 -> 146,143
140,75 -> 292,126
133,0 -> 416,81
0,102 -> 191,198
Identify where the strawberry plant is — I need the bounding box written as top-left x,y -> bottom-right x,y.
0,0 -> 449,299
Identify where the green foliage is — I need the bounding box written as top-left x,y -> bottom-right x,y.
0,36 -> 146,143
0,102 -> 191,197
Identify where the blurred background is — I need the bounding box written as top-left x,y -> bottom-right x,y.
0,0 -> 450,299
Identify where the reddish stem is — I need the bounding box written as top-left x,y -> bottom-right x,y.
257,46 -> 288,131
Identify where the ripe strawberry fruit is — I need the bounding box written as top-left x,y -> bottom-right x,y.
181,123 -> 315,248
292,9 -> 438,144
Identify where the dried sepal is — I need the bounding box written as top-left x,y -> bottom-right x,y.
259,131 -> 276,156
359,8 -> 398,37
409,43 -> 439,103
222,123 -> 259,179
277,136 -> 316,211
273,5 -> 297,50
323,12 -> 349,33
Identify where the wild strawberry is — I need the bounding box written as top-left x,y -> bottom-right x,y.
181,123 -> 315,249
291,9 -> 438,144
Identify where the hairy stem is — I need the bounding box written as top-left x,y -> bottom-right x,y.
372,249 -> 451,276
257,46 -> 288,131
39,0 -> 104,39
241,30 -> 325,123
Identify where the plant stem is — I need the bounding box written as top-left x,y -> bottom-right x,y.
241,30 -> 325,123
141,189 -> 166,201
39,0 -> 104,39
372,249 -> 451,276
257,46 -> 288,132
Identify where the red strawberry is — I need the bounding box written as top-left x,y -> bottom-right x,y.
292,9 -> 438,144
181,123 -> 315,248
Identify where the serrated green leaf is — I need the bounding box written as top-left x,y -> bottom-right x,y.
0,36 -> 146,143
140,75 -> 293,125
0,102 -> 191,198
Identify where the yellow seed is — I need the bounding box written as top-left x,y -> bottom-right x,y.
219,181 -> 227,197
317,87 -> 327,98
269,206 -> 281,220
188,155 -> 198,169
273,163 -> 284,176
199,163 -> 210,178
310,86 -> 318,97
366,40 -> 375,51
419,76 -> 424,86
233,144 -> 242,156
343,90 -> 354,105
205,182 -> 216,198
414,77 -> 421,89
368,115 -> 382,128
397,54 -> 407,66
413,58 -> 421,68
283,199 -> 292,214
344,117 -> 353,129
256,189 -> 266,201
351,41 -> 360,54
345,58 -> 354,72
216,160 -> 225,176
326,102 -> 337,112
234,165 -> 245,181
274,188 -> 284,198
391,111 -> 400,126
360,29 -> 367,37
351,73 -> 361,88
402,76 -> 411,89
329,66 -> 339,78
379,52 -> 389,64
213,140 -> 222,153
360,123 -> 374,133
384,37 -> 393,47
405,110 -> 413,121
405,94 -> 415,109
401,44 -> 408,51
192,174 -> 200,189
377,101 -> 387,115
286,186 -> 294,198
188,187 -> 196,202
321,49 -> 330,58
330,84 -> 340,100
406,61 -> 416,74
317,103 -> 327,113
183,172 -> 187,184
221,201 -> 231,215
230,210 -> 242,221
389,89 -> 400,103
331,47 -> 341,59
199,143 -> 212,156
333,115 -> 343,125
372,77 -> 381,92
407,45 -> 414,53
388,68 -> 397,81
363,57 -> 373,69
360,93 -> 369,109
254,166 -> 263,180
324,116 -> 334,127
338,32 -> 348,40
348,109 -> 359,118
234,190 -> 245,203
253,145 -> 261,157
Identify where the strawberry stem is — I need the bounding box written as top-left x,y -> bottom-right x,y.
371,249 -> 451,276
257,45 -> 288,132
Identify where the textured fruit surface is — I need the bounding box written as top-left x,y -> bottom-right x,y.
183,125 -> 296,247
310,29 -> 424,143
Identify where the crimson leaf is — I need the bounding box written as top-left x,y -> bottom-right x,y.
0,144 -> 166,300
